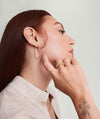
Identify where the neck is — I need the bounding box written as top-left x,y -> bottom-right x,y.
19,58 -> 52,91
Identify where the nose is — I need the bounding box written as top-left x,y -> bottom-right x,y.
68,37 -> 76,46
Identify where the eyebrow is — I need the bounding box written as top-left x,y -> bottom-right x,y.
54,22 -> 64,29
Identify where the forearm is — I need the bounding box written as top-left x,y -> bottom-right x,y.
71,91 -> 100,119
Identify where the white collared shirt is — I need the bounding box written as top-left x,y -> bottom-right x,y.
0,75 -> 61,119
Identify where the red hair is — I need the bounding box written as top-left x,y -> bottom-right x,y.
0,10 -> 51,92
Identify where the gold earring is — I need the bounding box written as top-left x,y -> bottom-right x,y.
34,38 -> 40,59
34,46 -> 40,59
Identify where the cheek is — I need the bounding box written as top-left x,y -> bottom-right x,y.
42,32 -> 65,60
41,31 -> 73,62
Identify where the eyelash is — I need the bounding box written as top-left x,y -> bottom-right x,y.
59,30 -> 65,34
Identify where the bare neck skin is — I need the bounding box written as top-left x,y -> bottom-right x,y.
19,44 -> 52,91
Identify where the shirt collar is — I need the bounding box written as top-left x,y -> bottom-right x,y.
10,75 -> 54,104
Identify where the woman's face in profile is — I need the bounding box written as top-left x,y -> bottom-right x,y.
40,15 -> 76,62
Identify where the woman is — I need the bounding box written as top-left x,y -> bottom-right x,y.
0,9 -> 100,119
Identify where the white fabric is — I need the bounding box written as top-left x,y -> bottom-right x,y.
0,75 -> 61,119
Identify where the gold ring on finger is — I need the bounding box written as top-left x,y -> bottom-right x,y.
56,62 -> 65,69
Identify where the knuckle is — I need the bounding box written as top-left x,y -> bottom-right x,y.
59,67 -> 66,73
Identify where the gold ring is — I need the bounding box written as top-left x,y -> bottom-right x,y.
56,62 -> 65,69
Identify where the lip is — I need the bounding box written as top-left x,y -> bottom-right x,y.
68,49 -> 74,55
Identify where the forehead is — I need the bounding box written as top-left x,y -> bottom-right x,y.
42,15 -> 58,26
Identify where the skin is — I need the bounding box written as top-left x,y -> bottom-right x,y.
19,15 -> 75,118
19,15 -> 100,119
19,15 -> 75,91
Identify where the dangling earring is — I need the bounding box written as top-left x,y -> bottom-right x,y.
34,38 -> 40,59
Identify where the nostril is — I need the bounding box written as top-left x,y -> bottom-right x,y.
70,43 -> 74,46
68,39 -> 76,45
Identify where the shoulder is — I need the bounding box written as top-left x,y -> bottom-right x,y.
0,82 -> 23,104
0,84 -> 28,118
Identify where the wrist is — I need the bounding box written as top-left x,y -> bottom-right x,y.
71,89 -> 92,104
70,89 -> 100,119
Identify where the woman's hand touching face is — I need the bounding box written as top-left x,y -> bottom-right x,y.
41,54 -> 90,101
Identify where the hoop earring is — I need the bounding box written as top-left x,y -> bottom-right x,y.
34,46 -> 40,59
34,37 -> 40,59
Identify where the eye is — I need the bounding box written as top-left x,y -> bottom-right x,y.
59,30 -> 65,34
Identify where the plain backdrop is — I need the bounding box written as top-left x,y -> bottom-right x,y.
0,0 -> 100,118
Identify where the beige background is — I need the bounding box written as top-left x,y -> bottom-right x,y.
0,0 -> 100,118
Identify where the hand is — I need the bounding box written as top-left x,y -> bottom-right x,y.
41,54 -> 90,100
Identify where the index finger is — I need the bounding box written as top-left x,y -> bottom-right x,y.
41,54 -> 57,76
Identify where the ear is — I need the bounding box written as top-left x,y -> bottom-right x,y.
23,27 -> 39,47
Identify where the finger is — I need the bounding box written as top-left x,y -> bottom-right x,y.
63,58 -> 71,68
41,54 -> 57,76
56,58 -> 65,69
70,56 -> 80,66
